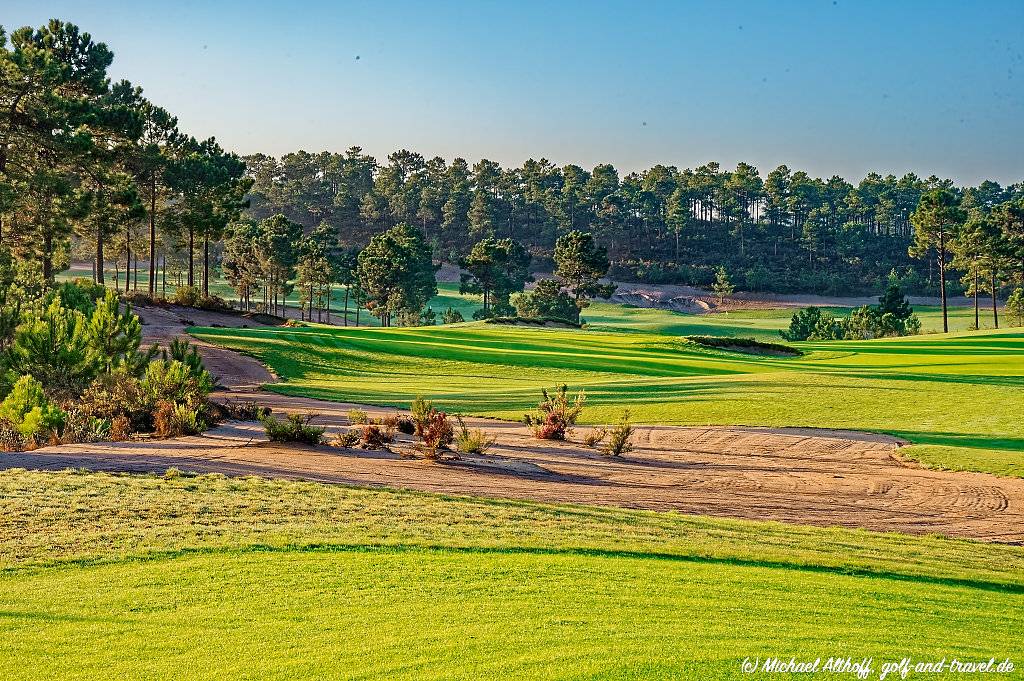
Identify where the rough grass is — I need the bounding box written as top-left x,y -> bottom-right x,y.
192,321 -> 1024,478
1,469 -> 1022,679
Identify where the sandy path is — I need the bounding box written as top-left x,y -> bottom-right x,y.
7,305 -> 1021,543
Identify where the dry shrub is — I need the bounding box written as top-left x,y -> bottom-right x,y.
419,410 -> 454,459
523,384 -> 585,440
583,427 -> 608,448
347,409 -> 369,425
109,415 -> 132,442
331,429 -> 360,448
360,424 -> 393,450
153,400 -> 202,438
0,417 -> 25,452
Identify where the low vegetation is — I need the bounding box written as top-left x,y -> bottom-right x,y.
454,416 -> 496,455
685,335 -> 801,356
196,319 -> 1024,477
523,384 -> 586,440
782,279 -> 921,341
260,412 -> 324,445
0,266 -> 216,451
602,410 -> 635,456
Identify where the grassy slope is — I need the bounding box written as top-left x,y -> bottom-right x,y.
1,470 -> 1022,679
192,318 -> 1024,477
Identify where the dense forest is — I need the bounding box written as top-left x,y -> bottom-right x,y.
242,150 -> 1024,297
3,19 -> 1024,332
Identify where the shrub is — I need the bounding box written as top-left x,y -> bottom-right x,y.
141,360 -> 214,414
152,400 -> 203,438
59,408 -> 110,445
331,429 -> 360,448
360,423 -> 393,450
173,285 -> 202,307
513,279 -> 578,322
347,408 -> 369,425
0,417 -> 26,452
214,400 -> 271,421
602,411 -> 635,456
583,427 -> 608,448
0,375 -> 65,440
395,416 -> 416,435
410,396 -> 433,436
260,412 -> 325,445
781,307 -> 826,342
419,409 -> 454,458
441,307 -> 465,324
454,416 -> 496,455
523,384 -> 585,440
109,415 -> 133,442
1006,288 -> 1024,327
79,370 -> 148,432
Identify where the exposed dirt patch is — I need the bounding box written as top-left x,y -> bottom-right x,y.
10,392 -> 1024,543
27,305 -> 1014,543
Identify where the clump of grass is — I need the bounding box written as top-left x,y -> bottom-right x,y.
347,409 -> 369,425
261,413 -> 324,446
523,384 -> 585,440
583,427 -> 607,448
454,416 -> 496,455
602,411 -> 635,456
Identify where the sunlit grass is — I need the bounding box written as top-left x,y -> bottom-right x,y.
1,469 -> 1022,679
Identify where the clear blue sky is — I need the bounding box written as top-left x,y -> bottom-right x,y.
6,1 -> 1024,184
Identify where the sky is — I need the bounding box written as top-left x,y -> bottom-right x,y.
6,0 -> 1024,185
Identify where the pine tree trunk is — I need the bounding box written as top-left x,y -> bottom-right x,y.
992,270 -> 999,329
203,236 -> 210,296
188,227 -> 195,287
96,227 -> 105,285
938,233 -> 948,334
149,174 -> 157,294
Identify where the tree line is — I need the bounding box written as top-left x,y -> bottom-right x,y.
0,19 -> 249,299
244,150 -> 1023,298
3,19 -> 1023,332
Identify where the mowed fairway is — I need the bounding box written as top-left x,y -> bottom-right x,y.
1,471 -> 1023,680
193,319 -> 1024,477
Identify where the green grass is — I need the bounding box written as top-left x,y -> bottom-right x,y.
192,319 -> 1024,478
1,469 -> 1022,679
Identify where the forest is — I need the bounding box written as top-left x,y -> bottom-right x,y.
3,19 -> 1024,327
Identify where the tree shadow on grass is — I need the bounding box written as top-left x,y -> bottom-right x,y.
893,431 -> 1024,452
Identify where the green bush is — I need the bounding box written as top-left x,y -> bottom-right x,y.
173,286 -> 202,307
602,411 -> 635,457
141,360 -> 215,412
454,416 -> 496,455
512,279 -> 578,322
0,375 -> 65,440
441,307 -> 465,324
1006,288 -> 1024,327
152,400 -> 204,438
410,396 -> 433,436
260,412 -> 324,445
347,408 -> 369,425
